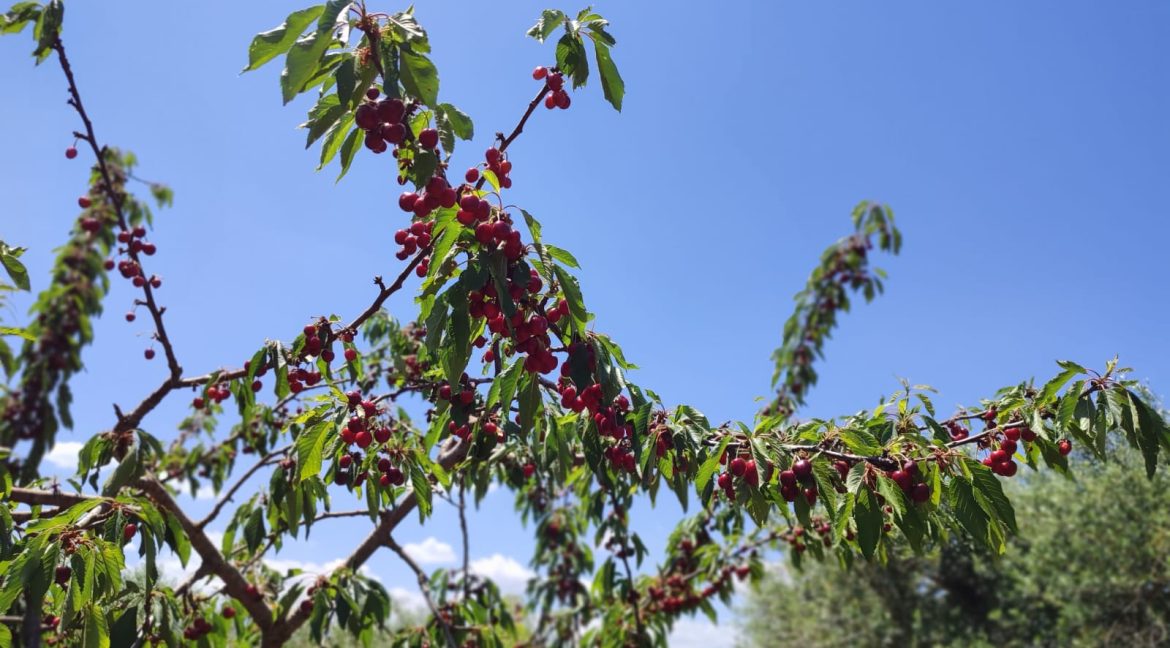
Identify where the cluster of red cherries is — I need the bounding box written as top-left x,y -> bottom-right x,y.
355,89 -> 425,155
645,538 -> 745,616
181,616 -> 214,641
334,388 -> 408,488
533,67 -> 571,110
885,458 -> 932,503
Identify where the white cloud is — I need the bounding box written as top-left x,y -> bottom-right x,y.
403,537 -> 456,565
388,586 -> 427,611
470,553 -> 534,594
264,557 -> 348,577
45,441 -> 83,469
667,618 -> 738,648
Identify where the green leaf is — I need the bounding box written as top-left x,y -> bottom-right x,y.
83,602 -> 110,648
399,48 -> 439,106
590,40 -> 624,111
303,93 -> 345,148
281,32 -> 332,104
31,0 -> 61,62
964,458 -> 1018,534
1,3 -> 41,36
1038,361 -> 1083,405
552,265 -> 587,330
526,9 -> 566,43
244,6 -> 325,72
108,605 -> 137,648
1127,390 -> 1168,478
437,103 -> 473,140
853,486 -> 882,560
243,507 -> 265,552
487,359 -> 523,413
164,511 -> 192,567
948,477 -> 992,552
543,244 -> 580,269
839,429 -> 883,455
695,436 -> 730,495
335,126 -> 362,181
517,373 -> 541,436
316,116 -> 353,170
555,33 -> 589,88
0,249 -> 29,291
409,461 -> 432,522
441,285 -> 471,387
296,419 -> 332,482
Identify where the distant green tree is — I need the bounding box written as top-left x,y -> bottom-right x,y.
739,442 -> 1170,647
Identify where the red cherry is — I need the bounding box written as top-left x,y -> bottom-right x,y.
1000,438 -> 1018,455
398,192 -> 419,212
355,430 -> 372,449
717,472 -> 732,489
344,348 -> 357,362
380,122 -> 406,144
911,483 -> 931,504
1003,427 -> 1021,441
376,99 -> 405,124
890,470 -> 912,491
779,470 -> 797,487
222,606 -> 236,619
78,196 -> 92,209
730,457 -> 747,477
339,454 -> 353,469
1058,439 -> 1072,456
123,523 -> 137,542
365,87 -> 380,101
244,584 -> 261,600
193,397 -> 205,409
532,66 -> 548,80
65,147 -> 78,159
55,566 -> 72,585
792,459 -> 813,480
355,104 -> 378,130
144,349 -> 155,360
803,487 -> 818,505
418,129 -> 439,150
544,91 -> 557,109
465,168 -> 480,183
374,427 -> 391,443
743,460 -> 759,486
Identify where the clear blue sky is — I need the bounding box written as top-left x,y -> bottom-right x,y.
3,1 -> 1168,644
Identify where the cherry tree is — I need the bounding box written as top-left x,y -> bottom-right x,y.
1,2 -> 1167,647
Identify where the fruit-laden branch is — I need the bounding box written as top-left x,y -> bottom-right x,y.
51,38 -> 181,385
268,435 -> 469,645
136,478 -> 277,632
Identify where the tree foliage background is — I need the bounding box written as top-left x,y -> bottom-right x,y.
740,440 -> 1170,647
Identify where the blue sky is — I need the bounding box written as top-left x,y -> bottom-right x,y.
3,1 -> 1168,645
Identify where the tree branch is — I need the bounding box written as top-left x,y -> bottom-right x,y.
387,536 -> 457,648
136,479 -> 275,633
52,38 -> 182,384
